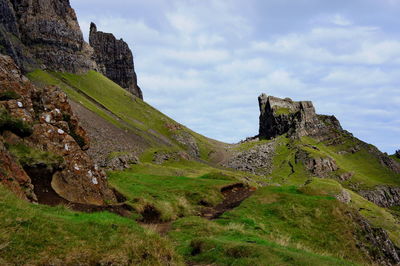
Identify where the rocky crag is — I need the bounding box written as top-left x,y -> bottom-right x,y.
0,0 -> 143,98
258,93 -> 342,141
89,22 -> 143,99
0,54 -> 116,205
0,0 -> 96,73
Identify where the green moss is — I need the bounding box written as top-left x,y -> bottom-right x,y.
6,143 -> 64,168
273,107 -> 291,115
0,90 -> 20,101
0,108 -> 33,137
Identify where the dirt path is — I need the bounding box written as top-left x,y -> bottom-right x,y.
201,183 -> 256,219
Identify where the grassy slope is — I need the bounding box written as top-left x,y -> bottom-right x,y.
169,186 -> 363,265
0,186 -> 183,265
27,70 -> 219,161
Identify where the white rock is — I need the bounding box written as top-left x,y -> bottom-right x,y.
45,114 -> 51,123
64,144 -> 69,151
88,170 -> 93,177
17,101 -> 23,108
57,129 -> 64,134
74,164 -> 80,171
55,108 -> 61,114
92,177 -> 98,185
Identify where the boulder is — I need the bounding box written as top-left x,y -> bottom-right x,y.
89,22 -> 143,99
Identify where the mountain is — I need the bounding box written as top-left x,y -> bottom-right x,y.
1,1 -> 400,265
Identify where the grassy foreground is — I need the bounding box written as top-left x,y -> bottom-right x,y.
0,186 -> 183,265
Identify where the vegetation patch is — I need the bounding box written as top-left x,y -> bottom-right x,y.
0,108 -> 33,137
0,185 -> 183,265
0,90 -> 20,101
6,143 -> 64,168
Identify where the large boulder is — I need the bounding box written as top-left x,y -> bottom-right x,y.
89,22 -> 143,99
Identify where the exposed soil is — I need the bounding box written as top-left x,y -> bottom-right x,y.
201,183 -> 256,219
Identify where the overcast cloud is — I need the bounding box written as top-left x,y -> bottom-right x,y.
71,0 -> 400,153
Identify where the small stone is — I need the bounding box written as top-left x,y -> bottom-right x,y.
64,144 -> 69,151
45,114 -> 51,123
57,129 -> 64,134
92,177 -> 98,185
17,101 -> 23,108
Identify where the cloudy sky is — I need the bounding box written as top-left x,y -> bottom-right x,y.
71,0 -> 400,153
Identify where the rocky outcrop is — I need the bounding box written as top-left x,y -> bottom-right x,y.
0,0 -> 96,73
359,186 -> 400,208
355,215 -> 400,266
396,150 -> 400,159
0,54 -> 116,205
295,149 -> 338,177
224,142 -> 275,175
89,22 -> 143,99
258,94 -> 342,141
172,132 -> 200,158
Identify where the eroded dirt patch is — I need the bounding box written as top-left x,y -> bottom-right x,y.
201,183 -> 256,219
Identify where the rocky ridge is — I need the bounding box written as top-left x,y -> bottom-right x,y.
0,54 -> 116,205
89,22 -> 143,99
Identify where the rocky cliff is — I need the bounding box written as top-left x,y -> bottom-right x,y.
89,22 -> 143,99
0,54 -> 116,205
258,93 -> 342,141
0,0 -> 96,73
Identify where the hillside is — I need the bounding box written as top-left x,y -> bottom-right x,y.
1,0 -> 400,265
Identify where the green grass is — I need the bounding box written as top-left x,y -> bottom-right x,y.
168,186 -> 365,265
301,136 -> 400,189
108,170 -> 235,221
0,185 -> 183,265
269,136 -> 310,186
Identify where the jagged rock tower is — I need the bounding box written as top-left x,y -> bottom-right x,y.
258,93 -> 342,140
89,22 -> 143,99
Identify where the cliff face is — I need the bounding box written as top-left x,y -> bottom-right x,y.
0,0 -> 96,73
258,93 -> 342,141
0,54 -> 116,205
89,22 -> 143,99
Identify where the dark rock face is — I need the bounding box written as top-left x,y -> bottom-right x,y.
395,150 -> 400,159
0,54 -> 116,205
359,186 -> 400,208
89,23 -> 143,99
0,0 -> 96,73
258,93 -> 342,141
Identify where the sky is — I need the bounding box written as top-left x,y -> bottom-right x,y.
71,0 -> 400,153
